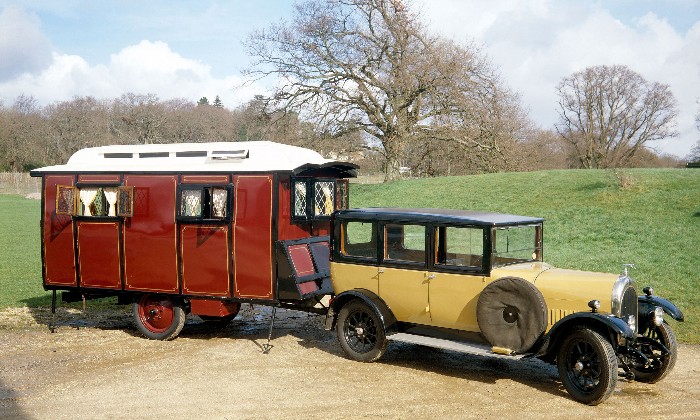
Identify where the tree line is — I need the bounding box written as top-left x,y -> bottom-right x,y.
0,0 -> 688,177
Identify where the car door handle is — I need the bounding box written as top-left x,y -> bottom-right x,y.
378,269 -> 384,274
426,274 -> 435,279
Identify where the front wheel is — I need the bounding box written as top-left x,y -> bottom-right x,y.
336,300 -> 387,363
133,294 -> 186,340
630,322 -> 677,383
557,327 -> 618,405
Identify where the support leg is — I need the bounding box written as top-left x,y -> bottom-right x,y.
261,306 -> 277,354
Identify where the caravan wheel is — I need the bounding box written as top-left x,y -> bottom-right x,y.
133,294 -> 185,340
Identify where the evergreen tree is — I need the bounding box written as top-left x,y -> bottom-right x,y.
213,95 -> 223,108
197,97 -> 210,106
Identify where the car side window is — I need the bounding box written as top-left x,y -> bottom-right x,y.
341,221 -> 377,260
384,224 -> 425,266
435,226 -> 484,269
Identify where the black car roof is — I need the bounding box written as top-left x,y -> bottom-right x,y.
335,208 -> 544,227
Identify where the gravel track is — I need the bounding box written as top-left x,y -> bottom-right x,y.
1,306 -> 698,419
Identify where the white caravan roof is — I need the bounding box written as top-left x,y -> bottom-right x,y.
31,141 -> 357,176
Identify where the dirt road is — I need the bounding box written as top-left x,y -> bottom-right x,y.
1,305 -> 699,419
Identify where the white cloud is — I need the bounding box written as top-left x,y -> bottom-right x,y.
0,6 -> 53,81
417,0 -> 700,157
0,40 -> 259,109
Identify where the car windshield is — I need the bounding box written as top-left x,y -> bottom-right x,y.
492,224 -> 542,267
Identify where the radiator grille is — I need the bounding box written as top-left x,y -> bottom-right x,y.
549,309 -> 574,325
621,285 -> 638,331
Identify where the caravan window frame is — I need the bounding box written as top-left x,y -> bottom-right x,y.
176,184 -> 233,223
291,178 -> 349,222
56,183 -> 134,218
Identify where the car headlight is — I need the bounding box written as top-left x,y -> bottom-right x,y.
627,314 -> 636,331
653,306 -> 664,326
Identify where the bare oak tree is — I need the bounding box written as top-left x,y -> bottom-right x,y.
555,65 -> 678,169
687,102 -> 700,163
245,0 -> 524,180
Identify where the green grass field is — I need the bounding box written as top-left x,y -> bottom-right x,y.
0,194 -> 43,308
1,168 -> 698,342
351,168 -> 699,342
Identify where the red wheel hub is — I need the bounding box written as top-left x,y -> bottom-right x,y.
138,295 -> 175,333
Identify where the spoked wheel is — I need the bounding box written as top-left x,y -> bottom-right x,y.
557,327 -> 618,405
631,322 -> 677,383
336,300 -> 387,362
133,294 -> 186,340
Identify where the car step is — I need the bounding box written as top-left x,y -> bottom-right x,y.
387,333 -> 526,359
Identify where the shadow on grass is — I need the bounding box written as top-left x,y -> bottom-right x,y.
575,181 -> 609,191
693,211 -> 700,217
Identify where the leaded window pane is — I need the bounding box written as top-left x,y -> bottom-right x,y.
211,188 -> 227,218
294,181 -> 307,217
181,189 -> 202,217
314,181 -> 334,216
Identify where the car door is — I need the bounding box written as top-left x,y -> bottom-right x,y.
427,225 -> 487,331
377,223 -> 432,325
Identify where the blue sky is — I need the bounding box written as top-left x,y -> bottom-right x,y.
0,0 -> 698,157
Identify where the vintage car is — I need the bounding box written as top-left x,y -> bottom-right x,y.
325,208 -> 684,405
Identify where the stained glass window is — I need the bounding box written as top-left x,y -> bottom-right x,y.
56,185 -> 76,215
178,186 -> 231,221
181,189 -> 203,217
117,186 -> 134,217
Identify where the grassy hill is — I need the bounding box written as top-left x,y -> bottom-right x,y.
351,168 -> 699,342
1,168 -> 698,342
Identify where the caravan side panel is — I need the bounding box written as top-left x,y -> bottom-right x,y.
43,175 -> 77,286
123,175 -> 178,293
233,175 -> 273,299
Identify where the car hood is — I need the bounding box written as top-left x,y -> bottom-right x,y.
491,263 -> 620,314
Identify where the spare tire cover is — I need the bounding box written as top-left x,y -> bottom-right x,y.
477,277 -> 547,353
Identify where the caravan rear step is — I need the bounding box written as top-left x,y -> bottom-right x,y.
387,333 -> 527,359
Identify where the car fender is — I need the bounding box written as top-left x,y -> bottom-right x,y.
537,312 -> 635,357
638,295 -> 684,322
325,289 -> 398,334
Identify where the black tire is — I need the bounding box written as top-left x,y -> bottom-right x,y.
557,327 -> 618,405
133,294 -> 186,341
477,277 -> 547,353
336,300 -> 387,363
631,322 -> 677,383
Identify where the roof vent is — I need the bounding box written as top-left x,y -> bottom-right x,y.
210,149 -> 249,160
104,153 -> 133,159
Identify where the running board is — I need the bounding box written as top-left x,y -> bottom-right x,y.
387,333 -> 527,359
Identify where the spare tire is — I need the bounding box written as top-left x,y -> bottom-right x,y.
477,277 -> 547,353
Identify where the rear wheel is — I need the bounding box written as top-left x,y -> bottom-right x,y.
631,322 -> 677,383
133,294 -> 185,340
557,327 -> 617,405
336,300 -> 387,362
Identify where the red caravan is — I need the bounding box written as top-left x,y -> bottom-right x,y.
30,141 -> 356,340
